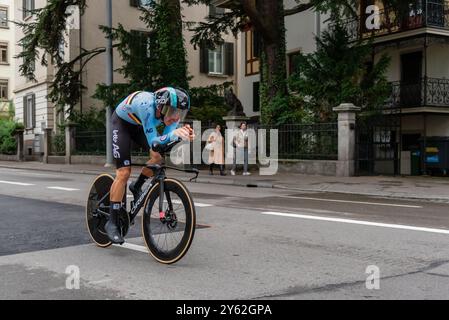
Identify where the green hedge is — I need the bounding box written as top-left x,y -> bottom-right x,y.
0,119 -> 22,155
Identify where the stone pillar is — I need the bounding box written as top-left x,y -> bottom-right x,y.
65,123 -> 77,164
333,103 -> 361,177
15,129 -> 24,162
43,128 -> 53,164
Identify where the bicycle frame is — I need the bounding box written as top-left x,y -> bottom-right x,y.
127,164 -> 199,224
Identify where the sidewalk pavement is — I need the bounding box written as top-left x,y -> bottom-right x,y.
1,160 -> 449,202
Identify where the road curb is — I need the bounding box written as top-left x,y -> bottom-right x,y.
2,163 -> 449,202
272,184 -> 449,203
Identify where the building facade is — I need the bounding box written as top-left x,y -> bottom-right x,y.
13,0 -> 236,158
0,0 -> 15,118
215,0 -> 449,176
350,0 -> 449,175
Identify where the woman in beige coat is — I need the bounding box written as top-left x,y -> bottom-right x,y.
207,124 -> 226,176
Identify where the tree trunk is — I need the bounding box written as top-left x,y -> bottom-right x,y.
158,0 -> 189,89
258,0 -> 288,125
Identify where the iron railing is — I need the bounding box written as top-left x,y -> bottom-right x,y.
73,130 -> 150,156
74,130 -> 106,155
340,0 -> 449,40
385,77 -> 449,109
72,123 -> 338,160
254,123 -> 338,160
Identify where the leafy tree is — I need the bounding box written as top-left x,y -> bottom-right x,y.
188,82 -> 233,125
289,20 -> 391,122
16,0 -> 189,115
184,0 -> 359,125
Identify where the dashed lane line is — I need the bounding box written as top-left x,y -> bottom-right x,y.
262,211 -> 449,235
47,187 -> 81,191
0,180 -> 35,186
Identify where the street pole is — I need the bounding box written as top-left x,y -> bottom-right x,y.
105,0 -> 113,167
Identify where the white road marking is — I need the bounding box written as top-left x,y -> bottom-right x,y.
280,195 -> 423,208
115,242 -> 148,253
0,180 -> 35,186
47,187 -> 80,191
262,211 -> 449,235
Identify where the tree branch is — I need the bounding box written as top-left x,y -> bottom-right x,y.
241,0 -> 274,43
284,3 -> 314,17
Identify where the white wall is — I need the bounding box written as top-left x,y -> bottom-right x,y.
14,83 -> 52,136
14,0 -> 55,145
427,115 -> 449,136
285,0 -> 322,55
236,31 -> 260,118
375,43 -> 449,82
0,0 -> 15,107
402,114 -> 449,136
182,4 -> 236,89
427,44 -> 449,79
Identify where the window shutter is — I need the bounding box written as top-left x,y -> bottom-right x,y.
130,0 -> 140,7
253,82 -> 260,112
31,0 -> 35,11
22,0 -> 26,19
209,5 -> 216,17
209,5 -> 224,18
199,43 -> 209,74
23,95 -> 27,128
224,42 -> 234,76
253,30 -> 261,59
31,94 -> 36,128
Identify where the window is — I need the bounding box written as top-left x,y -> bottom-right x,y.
0,7 -> 8,28
209,5 -> 225,18
288,51 -> 301,76
208,45 -> 224,74
131,30 -> 152,59
23,93 -> 36,129
245,29 -> 260,76
0,43 -> 7,64
200,42 -> 234,76
0,80 -> 7,100
23,0 -> 35,20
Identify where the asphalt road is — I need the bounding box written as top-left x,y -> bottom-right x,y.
1,167 -> 449,300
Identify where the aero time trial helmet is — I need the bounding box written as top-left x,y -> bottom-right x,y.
154,87 -> 190,122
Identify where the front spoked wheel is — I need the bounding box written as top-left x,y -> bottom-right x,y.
142,179 -> 196,264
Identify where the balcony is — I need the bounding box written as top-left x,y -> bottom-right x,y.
343,1 -> 449,41
385,77 -> 449,110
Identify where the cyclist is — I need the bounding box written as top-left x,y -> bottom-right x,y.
106,87 -> 194,244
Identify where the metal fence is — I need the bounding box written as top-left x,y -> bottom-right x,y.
71,122 -> 338,161
73,130 -> 150,156
338,0 -> 449,41
253,123 -> 338,160
386,77 -> 449,109
73,130 -> 107,155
